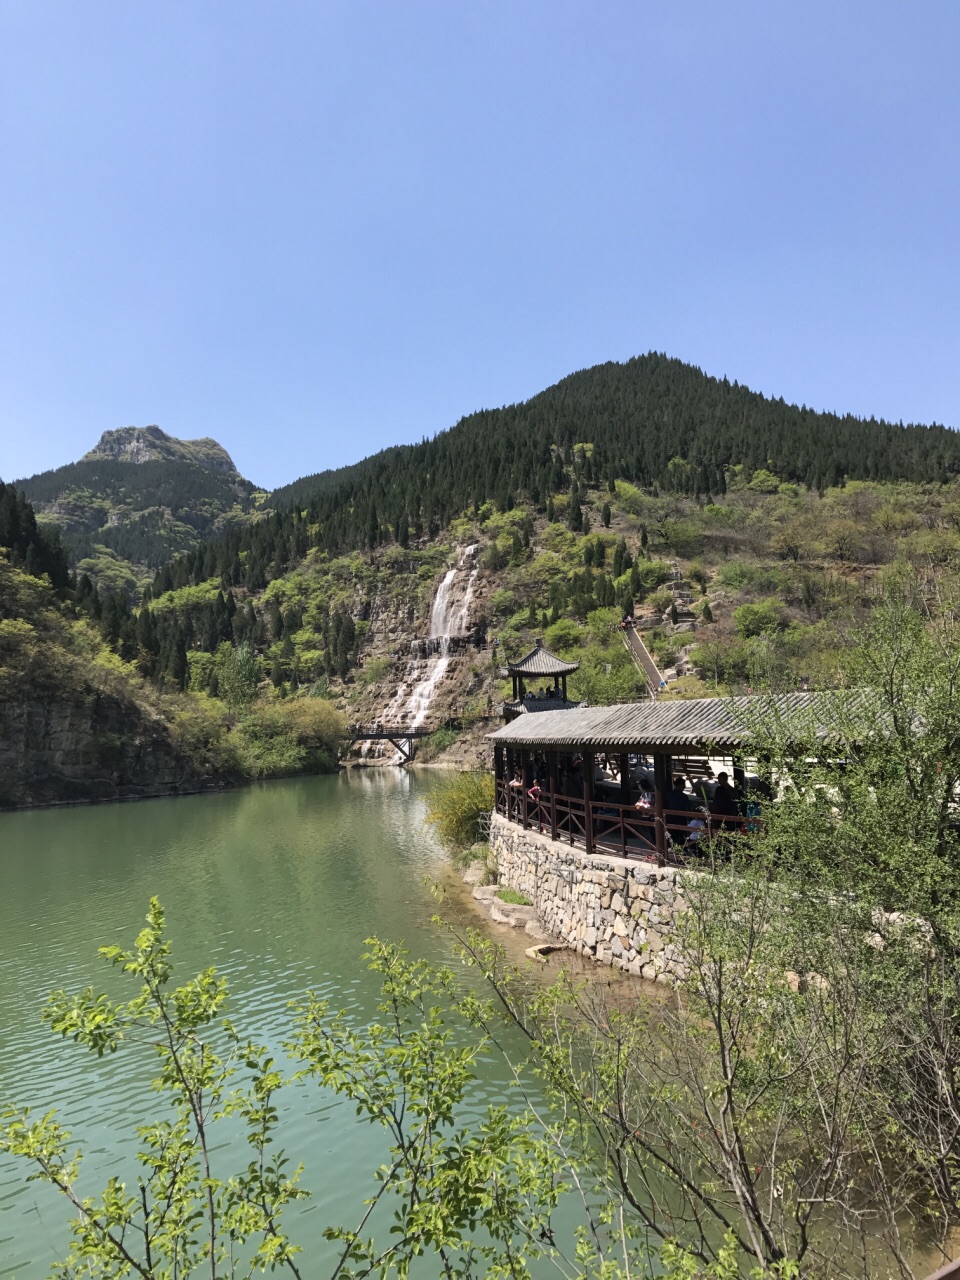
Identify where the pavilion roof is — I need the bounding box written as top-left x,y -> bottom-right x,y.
506,640 -> 579,676
487,691 -> 845,752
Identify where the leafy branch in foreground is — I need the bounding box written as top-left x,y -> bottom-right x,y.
1,898 -> 788,1279
288,938 -> 566,1279
1,896 -> 306,1279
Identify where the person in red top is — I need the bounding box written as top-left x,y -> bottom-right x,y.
527,778 -> 544,831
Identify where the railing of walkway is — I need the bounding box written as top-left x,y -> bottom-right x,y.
495,780 -> 755,864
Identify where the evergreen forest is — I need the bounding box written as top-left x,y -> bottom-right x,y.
6,351 -> 960,793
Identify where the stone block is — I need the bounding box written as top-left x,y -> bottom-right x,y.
490,900 -> 537,928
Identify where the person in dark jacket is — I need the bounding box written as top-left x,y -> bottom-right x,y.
665,776 -> 693,844
710,771 -> 739,831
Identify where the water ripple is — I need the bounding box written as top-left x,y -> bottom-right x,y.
0,771 -> 543,1276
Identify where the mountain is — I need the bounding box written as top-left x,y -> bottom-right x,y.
82,424 -> 239,474
14,426 -> 266,596
129,352 -> 960,763
0,481 -> 342,808
268,353 -> 960,548
6,351 -> 960,804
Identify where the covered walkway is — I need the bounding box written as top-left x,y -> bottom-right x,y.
488,693 -> 829,864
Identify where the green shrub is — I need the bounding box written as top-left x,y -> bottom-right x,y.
235,698 -> 344,778
633,559 -> 672,590
544,618 -> 582,651
424,771 -> 495,851
417,725 -> 459,762
584,607 -> 620,645
489,588 -> 516,616
733,598 -> 786,639
359,655 -> 392,685
715,561 -> 786,593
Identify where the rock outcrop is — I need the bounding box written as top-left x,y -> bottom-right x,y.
0,689 -> 217,809
82,425 -> 240,476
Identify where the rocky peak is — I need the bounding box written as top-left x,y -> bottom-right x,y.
82,426 -> 239,476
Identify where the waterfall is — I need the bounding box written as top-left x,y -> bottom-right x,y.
366,546 -> 479,757
403,544 -> 477,729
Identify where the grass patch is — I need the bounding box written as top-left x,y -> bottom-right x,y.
495,887 -> 532,906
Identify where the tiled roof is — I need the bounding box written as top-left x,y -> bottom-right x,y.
487,692 -> 844,750
506,642 -> 580,676
505,697 -> 579,713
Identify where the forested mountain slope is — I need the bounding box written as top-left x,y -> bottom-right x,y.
270,353 -> 960,549
0,481 -> 342,807
7,352 -> 960,798
14,427 -> 266,596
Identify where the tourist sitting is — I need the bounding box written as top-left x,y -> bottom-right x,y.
633,782 -> 653,811
526,778 -> 544,829
633,781 -> 655,847
683,807 -> 709,856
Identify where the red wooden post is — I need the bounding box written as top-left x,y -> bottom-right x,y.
521,749 -> 530,829
583,750 -> 595,854
653,751 -> 670,867
549,750 -> 559,841
619,752 -> 631,858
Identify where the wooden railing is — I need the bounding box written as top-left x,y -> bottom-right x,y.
495,781 -> 755,863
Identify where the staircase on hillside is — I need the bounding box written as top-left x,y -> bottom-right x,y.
622,624 -> 662,698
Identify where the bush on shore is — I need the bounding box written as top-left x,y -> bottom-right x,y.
425,770 -> 494,851
234,698 -> 344,778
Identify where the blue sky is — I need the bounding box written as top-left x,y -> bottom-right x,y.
2,2 -> 958,490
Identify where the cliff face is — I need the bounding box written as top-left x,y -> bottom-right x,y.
82,426 -> 240,476
0,559 -> 232,810
0,688 -> 214,808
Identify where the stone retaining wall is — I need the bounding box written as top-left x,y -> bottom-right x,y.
490,813 -> 690,983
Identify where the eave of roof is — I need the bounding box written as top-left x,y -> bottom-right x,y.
486,692 -> 843,751
505,697 -> 580,713
506,643 -> 580,675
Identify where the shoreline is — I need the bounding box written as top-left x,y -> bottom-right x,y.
0,755 -> 466,816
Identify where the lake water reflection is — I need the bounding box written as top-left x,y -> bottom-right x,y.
0,770 -> 534,1277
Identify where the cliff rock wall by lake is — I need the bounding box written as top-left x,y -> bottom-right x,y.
0,687 -> 213,808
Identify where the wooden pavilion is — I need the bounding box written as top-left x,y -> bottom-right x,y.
488,692 -> 829,864
503,639 -> 580,723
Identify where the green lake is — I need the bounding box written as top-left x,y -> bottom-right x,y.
0,769 -> 536,1277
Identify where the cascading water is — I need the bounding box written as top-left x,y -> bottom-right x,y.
368,546 -> 479,756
